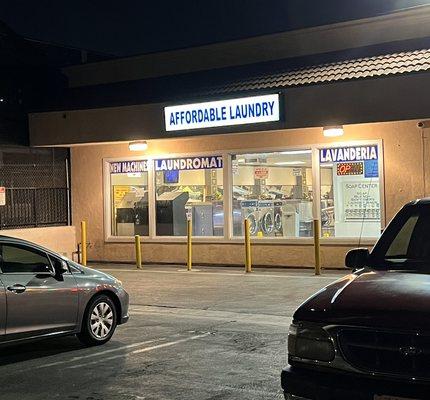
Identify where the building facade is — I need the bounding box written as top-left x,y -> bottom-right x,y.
28,6 -> 430,267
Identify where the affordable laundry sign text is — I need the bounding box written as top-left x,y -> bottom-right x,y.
164,94 -> 280,131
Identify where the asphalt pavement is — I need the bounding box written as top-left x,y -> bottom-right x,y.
0,264 -> 344,400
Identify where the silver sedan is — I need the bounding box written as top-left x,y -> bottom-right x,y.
0,236 -> 129,346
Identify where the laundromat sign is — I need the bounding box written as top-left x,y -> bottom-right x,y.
155,156 -> 223,171
110,156 -> 223,173
164,94 -> 280,131
320,145 -> 378,163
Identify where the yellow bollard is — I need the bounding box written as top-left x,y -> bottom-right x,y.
135,235 -> 142,269
313,219 -> 321,275
81,220 -> 87,266
187,219 -> 192,271
244,219 -> 252,273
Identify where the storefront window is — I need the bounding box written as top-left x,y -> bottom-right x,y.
109,160 -> 149,237
155,156 -> 224,236
320,144 -> 381,238
231,150 -> 313,237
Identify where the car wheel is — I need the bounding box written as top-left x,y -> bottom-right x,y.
77,295 -> 117,346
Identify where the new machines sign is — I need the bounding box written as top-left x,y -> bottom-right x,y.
164,94 -> 280,131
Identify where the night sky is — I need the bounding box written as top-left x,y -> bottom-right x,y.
1,0 -> 429,56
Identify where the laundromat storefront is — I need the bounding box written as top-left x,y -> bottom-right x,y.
105,142 -> 384,243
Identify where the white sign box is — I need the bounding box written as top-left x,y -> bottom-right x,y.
164,94 -> 280,131
0,187 -> 5,206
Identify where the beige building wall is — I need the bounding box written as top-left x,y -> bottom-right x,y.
2,226 -> 76,258
70,119 -> 429,268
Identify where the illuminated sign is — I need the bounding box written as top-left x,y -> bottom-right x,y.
110,156 -> 223,174
110,160 -> 148,174
155,156 -> 223,171
337,162 -> 363,176
320,145 -> 378,163
164,94 -> 280,131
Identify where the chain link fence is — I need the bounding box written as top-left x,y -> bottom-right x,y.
0,155 -> 70,229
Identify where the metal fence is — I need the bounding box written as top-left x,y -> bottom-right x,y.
0,160 -> 70,230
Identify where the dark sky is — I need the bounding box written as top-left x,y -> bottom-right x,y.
1,0 -> 429,56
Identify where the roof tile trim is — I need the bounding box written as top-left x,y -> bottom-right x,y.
208,48 -> 430,94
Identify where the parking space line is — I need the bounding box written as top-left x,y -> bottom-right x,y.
30,337 -> 165,370
66,333 -> 211,369
99,268 -> 341,280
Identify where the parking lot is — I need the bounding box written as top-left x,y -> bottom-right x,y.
0,265 -> 343,400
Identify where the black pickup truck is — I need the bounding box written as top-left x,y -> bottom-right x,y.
282,199 -> 430,400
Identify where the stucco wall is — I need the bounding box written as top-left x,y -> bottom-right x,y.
2,226 -> 77,258
70,119 -> 429,268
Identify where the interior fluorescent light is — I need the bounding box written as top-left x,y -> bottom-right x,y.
274,161 -> 306,165
280,150 -> 312,155
129,141 -> 148,151
323,126 -> 344,137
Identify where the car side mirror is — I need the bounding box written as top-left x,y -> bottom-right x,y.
345,248 -> 370,269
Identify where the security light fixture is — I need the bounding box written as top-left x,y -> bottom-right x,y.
129,141 -> 148,151
323,126 -> 344,137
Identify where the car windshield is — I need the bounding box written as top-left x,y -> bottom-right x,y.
370,204 -> 430,270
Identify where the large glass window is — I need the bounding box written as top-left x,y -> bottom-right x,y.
109,160 -> 149,237
231,150 -> 313,238
320,144 -> 382,238
155,156 -> 224,236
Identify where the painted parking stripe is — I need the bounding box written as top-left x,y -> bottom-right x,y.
66,333 -> 211,369
30,337 -> 164,370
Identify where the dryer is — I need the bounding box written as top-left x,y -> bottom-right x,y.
240,200 -> 259,236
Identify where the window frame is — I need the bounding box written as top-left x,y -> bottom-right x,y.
103,139 -> 384,245
0,242 -> 56,275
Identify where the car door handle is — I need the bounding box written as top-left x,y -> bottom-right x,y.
7,284 -> 26,294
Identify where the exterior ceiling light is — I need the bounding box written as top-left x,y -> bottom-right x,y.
274,161 -> 306,165
323,126 -> 344,137
129,141 -> 148,151
280,150 -> 312,155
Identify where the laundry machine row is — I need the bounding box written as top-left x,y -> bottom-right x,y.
239,200 -> 300,237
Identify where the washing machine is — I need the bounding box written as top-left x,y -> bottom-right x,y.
258,200 -> 275,237
274,200 -> 284,236
240,200 -> 259,236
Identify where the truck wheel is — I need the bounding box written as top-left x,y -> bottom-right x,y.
77,295 -> 117,346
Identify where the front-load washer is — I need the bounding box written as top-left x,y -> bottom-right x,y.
240,200 -> 259,236
258,200 -> 275,237
274,200 -> 284,236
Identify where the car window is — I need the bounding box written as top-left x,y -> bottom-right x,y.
386,215 -> 419,258
49,255 -> 69,274
0,244 -> 53,274
371,205 -> 430,269
68,263 -> 83,274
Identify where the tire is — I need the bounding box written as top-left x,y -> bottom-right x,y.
77,295 -> 118,346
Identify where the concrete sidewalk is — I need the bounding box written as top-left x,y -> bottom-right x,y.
91,262 -> 346,277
